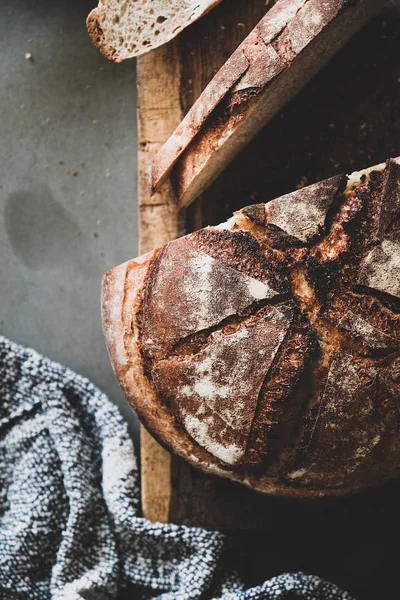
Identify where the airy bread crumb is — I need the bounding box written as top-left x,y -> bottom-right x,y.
87,0 -> 223,62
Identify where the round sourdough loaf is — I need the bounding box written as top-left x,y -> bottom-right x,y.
102,158 -> 400,497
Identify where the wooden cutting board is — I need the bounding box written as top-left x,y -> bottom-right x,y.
136,0 -> 400,595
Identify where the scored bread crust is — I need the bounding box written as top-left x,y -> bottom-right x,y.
101,248 -> 231,479
101,239 -> 312,495
102,158 -> 400,498
151,0 -> 385,207
87,0 -> 223,62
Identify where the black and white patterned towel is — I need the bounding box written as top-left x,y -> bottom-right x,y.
0,336 -> 353,600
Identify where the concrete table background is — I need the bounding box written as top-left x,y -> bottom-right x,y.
0,0 -> 140,441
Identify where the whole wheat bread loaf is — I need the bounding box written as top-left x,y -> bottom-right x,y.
151,0 -> 386,207
87,0 -> 223,62
102,158 -> 400,497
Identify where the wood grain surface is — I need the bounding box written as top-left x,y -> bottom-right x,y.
137,40 -> 183,524
137,1 -> 400,597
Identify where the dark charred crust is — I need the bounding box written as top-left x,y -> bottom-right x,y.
321,170 -> 380,257
321,174 -> 348,230
245,314 -> 317,469
369,169 -> 383,183
241,203 -> 266,226
354,285 -> 400,313
265,224 -> 305,250
281,343 -> 329,476
354,169 -> 385,250
86,11 -> 116,62
375,159 -> 400,238
342,290 -> 400,331
306,256 -> 341,304
192,227 -> 290,293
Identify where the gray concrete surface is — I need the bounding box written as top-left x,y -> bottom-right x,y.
0,0 -> 140,441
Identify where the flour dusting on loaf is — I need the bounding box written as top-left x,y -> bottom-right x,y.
359,236 -> 400,299
265,175 -> 344,242
153,305 -> 294,464
339,312 -> 398,350
141,236 -> 283,360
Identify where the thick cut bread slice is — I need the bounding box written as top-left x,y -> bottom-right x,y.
87,0 -> 223,62
151,0 -> 386,207
102,157 -> 400,498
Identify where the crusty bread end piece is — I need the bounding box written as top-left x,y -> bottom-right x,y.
87,0 -> 223,62
152,0 -> 386,207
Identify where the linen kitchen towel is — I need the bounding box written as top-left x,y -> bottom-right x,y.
0,336 -> 352,600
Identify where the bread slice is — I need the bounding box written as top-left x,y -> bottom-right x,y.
151,0 -> 385,207
87,0 -> 223,62
102,157 -> 400,497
